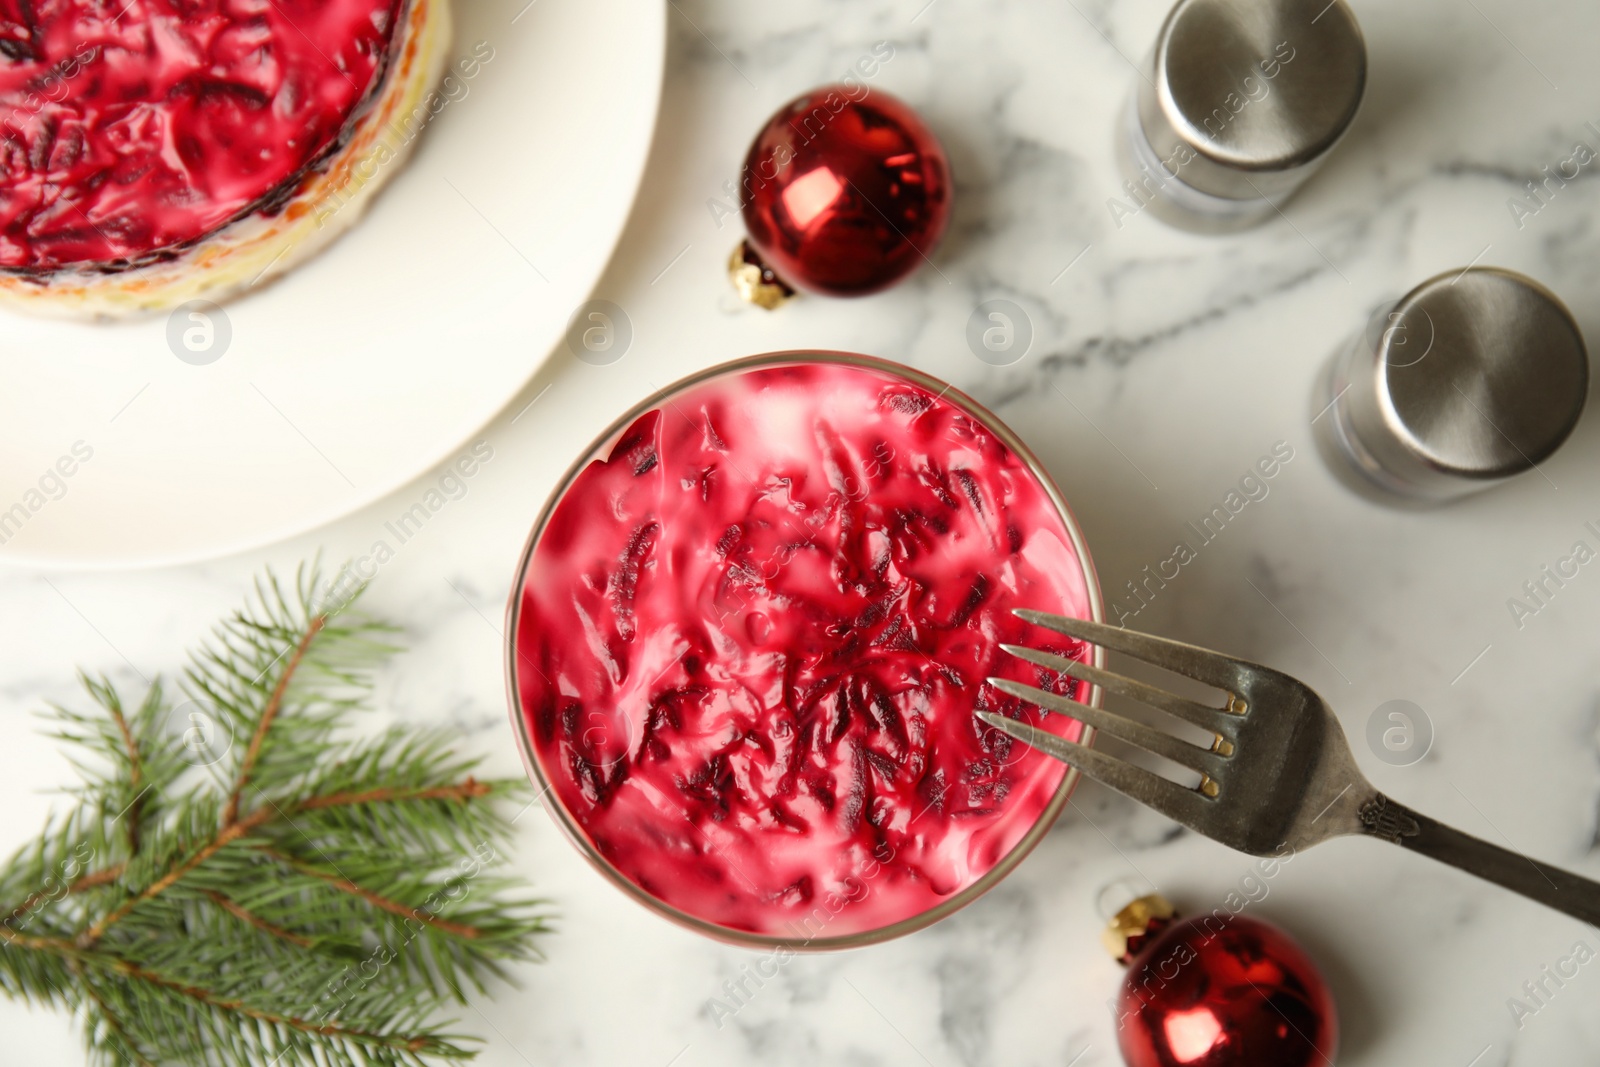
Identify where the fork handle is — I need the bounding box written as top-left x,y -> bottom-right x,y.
1364,795 -> 1600,927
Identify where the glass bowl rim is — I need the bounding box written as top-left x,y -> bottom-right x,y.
502,350 -> 1105,951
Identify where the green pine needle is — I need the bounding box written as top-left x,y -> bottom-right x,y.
0,562 -> 551,1066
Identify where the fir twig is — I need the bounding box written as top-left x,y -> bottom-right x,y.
6,865 -> 125,931
0,562 -> 550,1066
223,612 -> 325,827
261,850 -> 484,940
81,806 -> 277,947
202,889 -> 315,948
104,703 -> 143,856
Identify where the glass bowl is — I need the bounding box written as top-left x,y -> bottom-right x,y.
504,351 -> 1103,949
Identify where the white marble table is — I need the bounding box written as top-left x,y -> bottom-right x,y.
6,0 -> 1600,1063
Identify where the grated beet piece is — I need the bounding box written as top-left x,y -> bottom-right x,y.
610,410 -> 661,478
839,742 -> 867,834
881,389 -> 933,416
865,749 -> 901,783
947,573 -> 991,630
608,522 -> 660,641
771,874 -> 813,905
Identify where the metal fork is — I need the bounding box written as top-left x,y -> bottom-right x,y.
979,609 -> 1600,926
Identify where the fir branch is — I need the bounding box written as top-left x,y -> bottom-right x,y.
223,612 -> 325,827
104,701 -> 143,855
106,957 -> 442,1055
4,864 -> 125,931
298,778 -> 493,811
203,889 -> 315,949
83,775 -> 507,946
76,968 -> 154,1067
81,806 -> 277,946
0,563 -> 550,1066
262,850 -> 483,940
8,926 -> 453,1059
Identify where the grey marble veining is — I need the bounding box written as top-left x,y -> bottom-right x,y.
6,0 -> 1600,1063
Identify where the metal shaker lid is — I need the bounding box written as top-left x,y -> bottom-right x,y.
1137,0 -> 1366,201
1333,267 -> 1588,498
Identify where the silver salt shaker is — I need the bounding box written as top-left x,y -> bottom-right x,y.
1313,267 -> 1589,503
1117,0 -> 1367,232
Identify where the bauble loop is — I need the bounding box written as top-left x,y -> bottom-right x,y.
727,239 -> 795,310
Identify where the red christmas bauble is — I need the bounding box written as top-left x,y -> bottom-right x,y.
1115,913 -> 1338,1067
737,85 -> 951,298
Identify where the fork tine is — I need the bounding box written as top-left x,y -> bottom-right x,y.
988,678 -> 1228,777
1000,644 -> 1237,732
1015,609 -> 1248,692
976,711 -> 1214,825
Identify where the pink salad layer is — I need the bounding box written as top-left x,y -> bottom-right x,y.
0,0 -> 401,269
514,361 -> 1095,938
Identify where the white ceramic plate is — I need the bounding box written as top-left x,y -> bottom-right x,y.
0,0 -> 664,570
